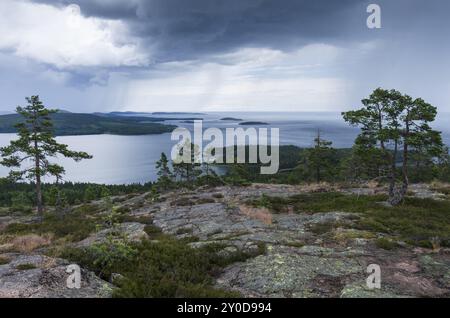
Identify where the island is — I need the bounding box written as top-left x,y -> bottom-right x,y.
0,112 -> 177,136
238,121 -> 269,126
220,117 -> 242,121
152,112 -> 206,115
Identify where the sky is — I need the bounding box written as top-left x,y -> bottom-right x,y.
0,0 -> 449,113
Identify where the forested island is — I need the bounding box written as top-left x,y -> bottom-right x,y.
239,121 -> 269,125
220,117 -> 243,121
0,112 -> 176,136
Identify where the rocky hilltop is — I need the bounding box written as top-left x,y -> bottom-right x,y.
1,183 -> 449,298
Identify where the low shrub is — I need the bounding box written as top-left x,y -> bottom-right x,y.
16,263 -> 37,270
143,225 -> 163,236
0,256 -> 10,265
375,237 -> 398,250
196,197 -> 216,204
249,192 -> 450,248
2,212 -> 98,242
117,215 -> 153,225
61,232 -> 265,298
11,234 -> 52,253
170,198 -> 195,207
175,228 -> 194,235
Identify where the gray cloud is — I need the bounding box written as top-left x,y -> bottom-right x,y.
32,1 -> 450,63
1,0 -> 450,112
34,0 -> 370,61
32,0 -> 450,64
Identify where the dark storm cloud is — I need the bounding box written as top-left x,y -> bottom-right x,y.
34,0 -> 371,61
33,0 -> 139,19
6,0 -> 450,112
24,0 -> 450,63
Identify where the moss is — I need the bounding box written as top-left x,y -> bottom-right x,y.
375,238 -> 398,250
16,263 -> 37,270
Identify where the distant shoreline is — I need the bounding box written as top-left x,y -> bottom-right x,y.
239,121 -> 269,125
0,112 -> 177,137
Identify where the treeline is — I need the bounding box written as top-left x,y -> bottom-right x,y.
0,112 -> 176,136
223,144 -> 450,185
0,179 -> 151,211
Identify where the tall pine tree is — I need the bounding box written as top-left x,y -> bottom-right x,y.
0,96 -> 92,218
155,152 -> 174,189
343,88 -> 445,205
304,130 -> 336,183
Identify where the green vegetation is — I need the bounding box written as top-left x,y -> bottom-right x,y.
217,89 -> 449,193
220,144 -> 450,186
172,140 -> 203,182
3,205 -> 99,242
35,199 -> 263,298
155,152 -> 174,190
0,256 -> 10,265
0,112 -> 176,136
375,237 -> 398,250
16,264 -> 37,270
0,96 -> 92,217
342,88 -> 446,205
0,178 -> 149,208
250,192 -> 450,247
61,234 -> 264,298
300,130 -> 337,183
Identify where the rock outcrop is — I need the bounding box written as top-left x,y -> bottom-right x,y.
0,253 -> 112,298
129,184 -> 450,298
2,183 -> 449,298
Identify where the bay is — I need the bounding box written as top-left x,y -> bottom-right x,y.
0,111 -> 449,184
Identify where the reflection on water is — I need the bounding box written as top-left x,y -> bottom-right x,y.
0,112 -> 449,184
0,133 -> 175,185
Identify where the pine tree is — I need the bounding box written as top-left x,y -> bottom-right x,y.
172,139 -> 202,182
342,88 -> 444,205
155,152 -> 173,189
0,96 -> 92,218
303,130 -> 336,183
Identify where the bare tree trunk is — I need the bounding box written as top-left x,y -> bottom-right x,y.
36,173 -> 43,219
389,139 -> 398,198
34,139 -> 43,220
389,122 -> 410,206
401,122 -> 410,198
